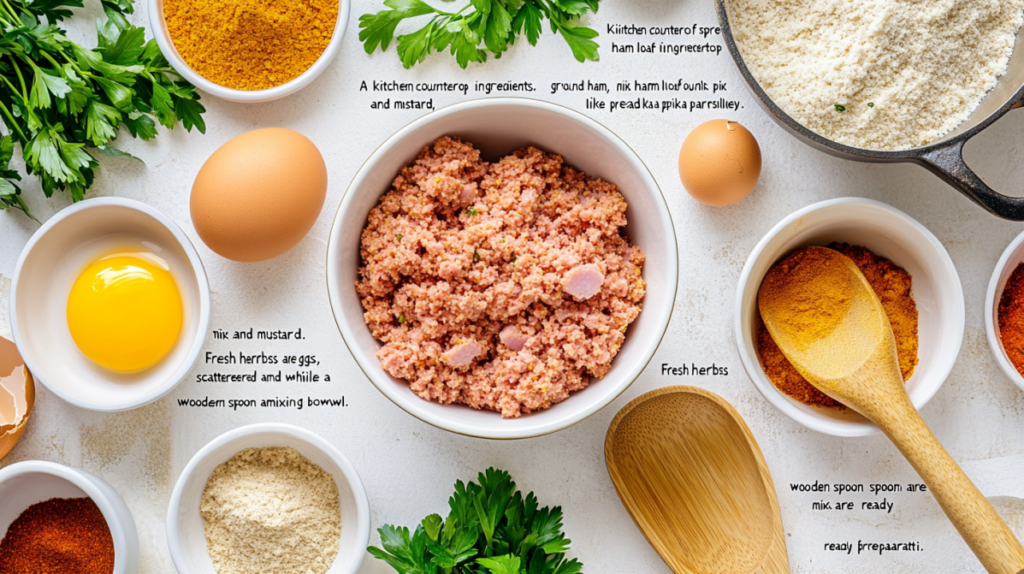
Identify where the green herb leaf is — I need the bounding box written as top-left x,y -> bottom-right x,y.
360,0 -> 600,68
95,144 -> 140,160
477,555 -> 521,574
150,82 -> 175,128
174,97 -> 207,133
421,514 -> 442,541
867,102 -> 875,108
358,0 -> 437,54
369,469 -> 582,574
835,104 -> 846,112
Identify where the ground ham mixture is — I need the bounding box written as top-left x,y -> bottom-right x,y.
356,137 -> 646,418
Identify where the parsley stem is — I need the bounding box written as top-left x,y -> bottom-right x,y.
9,55 -> 26,99
0,100 -> 26,141
0,0 -> 17,23
433,2 -> 470,17
41,51 -> 61,72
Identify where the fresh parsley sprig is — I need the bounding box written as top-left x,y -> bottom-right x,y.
369,468 -> 584,574
0,0 -> 206,220
359,0 -> 600,69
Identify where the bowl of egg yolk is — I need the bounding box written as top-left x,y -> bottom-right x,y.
10,198 -> 210,412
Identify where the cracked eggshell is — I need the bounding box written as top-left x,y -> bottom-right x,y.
0,334 -> 34,462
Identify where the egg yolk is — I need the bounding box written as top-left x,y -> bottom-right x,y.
67,254 -> 183,372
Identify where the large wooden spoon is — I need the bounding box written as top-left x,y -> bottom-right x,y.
759,246 -> 1024,574
605,386 -> 789,574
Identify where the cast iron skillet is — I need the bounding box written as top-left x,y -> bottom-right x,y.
716,0 -> 1024,220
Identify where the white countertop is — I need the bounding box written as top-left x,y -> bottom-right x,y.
2,1 -> 1024,572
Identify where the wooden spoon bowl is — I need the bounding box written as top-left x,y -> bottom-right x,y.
759,246 -> 1024,574
605,386 -> 789,574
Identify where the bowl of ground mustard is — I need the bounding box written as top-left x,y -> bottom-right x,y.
735,198 -> 965,437
149,0 -> 349,102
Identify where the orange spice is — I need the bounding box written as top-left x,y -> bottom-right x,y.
756,242 -> 919,409
164,0 -> 338,91
998,262 -> 1024,374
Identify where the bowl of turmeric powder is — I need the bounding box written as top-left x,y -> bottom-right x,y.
735,198 -> 965,437
150,0 -> 349,101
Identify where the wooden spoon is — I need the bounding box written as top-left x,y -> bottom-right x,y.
759,246 -> 1024,574
605,386 -> 789,574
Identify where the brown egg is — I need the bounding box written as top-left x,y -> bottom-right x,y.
191,128 -> 327,262
678,120 -> 761,206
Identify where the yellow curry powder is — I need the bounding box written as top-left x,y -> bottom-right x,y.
756,243 -> 919,410
164,0 -> 338,91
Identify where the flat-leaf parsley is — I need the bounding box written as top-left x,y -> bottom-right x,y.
368,468 -> 584,574
0,0 -> 205,220
359,0 -> 600,69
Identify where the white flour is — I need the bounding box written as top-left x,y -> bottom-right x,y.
729,0 -> 1024,150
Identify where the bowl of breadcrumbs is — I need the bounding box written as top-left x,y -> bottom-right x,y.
167,423 -> 370,574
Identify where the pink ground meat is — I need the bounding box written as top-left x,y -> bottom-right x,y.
356,136 -> 646,418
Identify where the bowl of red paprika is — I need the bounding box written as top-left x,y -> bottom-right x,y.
0,460 -> 139,573
985,231 -> 1024,393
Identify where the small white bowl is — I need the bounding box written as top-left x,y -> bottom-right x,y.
0,460 -> 139,573
10,198 -> 210,412
326,98 -> 679,440
167,423 -> 370,574
735,198 -> 965,437
985,230 -> 1024,392
148,0 -> 350,102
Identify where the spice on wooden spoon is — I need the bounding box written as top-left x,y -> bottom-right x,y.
605,386 -> 789,574
758,246 -> 1024,574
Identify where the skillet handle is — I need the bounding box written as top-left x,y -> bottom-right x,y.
919,102 -> 1024,220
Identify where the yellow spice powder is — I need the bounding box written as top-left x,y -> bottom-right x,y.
164,0 -> 338,91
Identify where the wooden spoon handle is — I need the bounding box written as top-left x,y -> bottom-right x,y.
872,395 -> 1024,574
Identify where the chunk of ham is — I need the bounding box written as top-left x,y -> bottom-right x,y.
499,326 -> 529,352
562,264 -> 604,300
442,341 -> 482,368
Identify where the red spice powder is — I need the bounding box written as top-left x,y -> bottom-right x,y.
998,262 -> 1024,375
0,497 -> 114,574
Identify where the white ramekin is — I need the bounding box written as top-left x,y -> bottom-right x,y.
167,423 -> 370,574
325,97 -> 679,440
735,198 -> 965,437
10,197 -> 210,412
148,0 -> 351,102
985,230 -> 1024,393
0,460 -> 139,573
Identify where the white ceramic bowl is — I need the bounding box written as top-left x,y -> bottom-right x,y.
10,198 -> 210,412
985,230 -> 1024,392
326,98 -> 678,440
0,460 -> 139,573
148,0 -> 350,102
167,423 -> 370,574
735,198 -> 965,437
